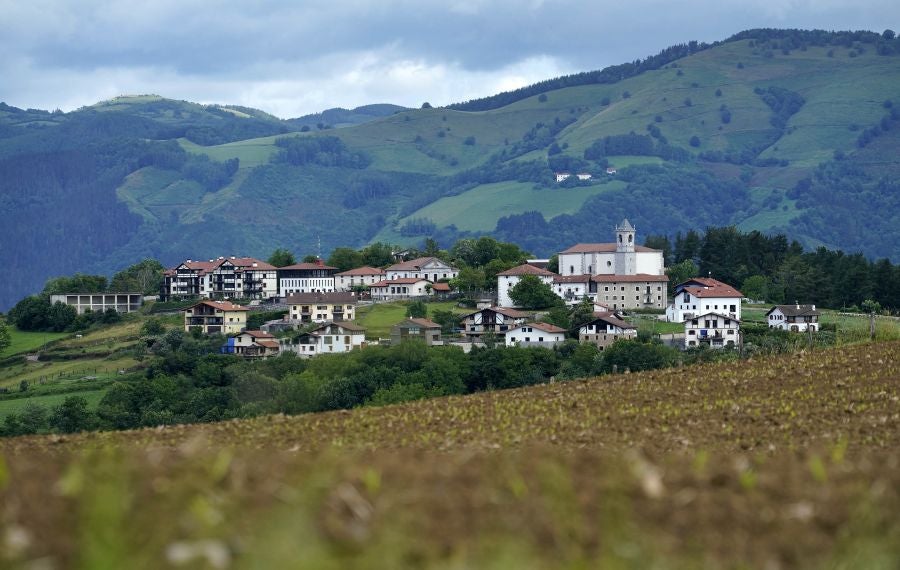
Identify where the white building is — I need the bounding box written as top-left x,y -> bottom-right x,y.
666,278 -> 743,323
684,312 -> 740,349
334,266 -> 386,291
279,322 -> 367,358
50,293 -> 143,314
558,219 -> 665,278
766,304 -> 820,332
161,257 -> 278,301
369,278 -> 433,300
460,307 -> 532,341
285,292 -> 357,324
496,264 -> 558,307
277,261 -> 337,295
223,330 -> 280,358
385,257 -> 459,282
578,313 -> 637,350
505,322 -> 567,348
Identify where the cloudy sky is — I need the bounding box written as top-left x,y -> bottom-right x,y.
1,0 -> 897,118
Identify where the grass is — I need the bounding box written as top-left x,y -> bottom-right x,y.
356,301 -> 469,339
1,328 -> 69,358
398,180 -> 625,233
0,388 -> 107,418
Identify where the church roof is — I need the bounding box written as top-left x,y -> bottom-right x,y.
616,218 -> 635,231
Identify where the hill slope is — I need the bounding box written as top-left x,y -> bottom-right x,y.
1,29 -> 900,309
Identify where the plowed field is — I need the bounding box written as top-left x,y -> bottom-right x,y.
2,341 -> 899,569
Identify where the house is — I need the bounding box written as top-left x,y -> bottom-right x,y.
184,300 -> 248,335
606,167 -> 617,175
504,322 -> 567,348
555,172 -> 571,182
576,173 -> 592,181
279,322 -> 367,358
161,257 -> 278,301
766,304 -> 820,332
684,312 -> 740,349
369,278 -> 433,301
50,293 -> 143,315
391,318 -> 443,345
222,330 -> 280,358
552,274 -> 592,305
431,282 -> 453,299
460,307 -> 532,341
496,264 -> 558,307
558,220 -> 665,278
334,266 -> 386,292
285,292 -> 357,324
666,278 -> 743,323
384,256 -> 459,282
578,313 -> 637,350
277,260 -> 338,295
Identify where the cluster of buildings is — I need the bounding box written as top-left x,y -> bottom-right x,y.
171,218 -> 821,358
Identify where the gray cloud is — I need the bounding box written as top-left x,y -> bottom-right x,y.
1,0 -> 897,117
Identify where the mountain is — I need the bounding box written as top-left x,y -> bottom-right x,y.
1,29 -> 899,310
286,104 -> 409,129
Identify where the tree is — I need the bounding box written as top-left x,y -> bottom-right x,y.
46,302 -> 76,332
0,321 -> 10,354
421,102 -> 433,109
301,254 -> 319,263
406,301 -> 427,319
431,309 -> 459,333
689,135 -> 701,147
570,298 -> 596,334
110,259 -> 164,294
8,296 -> 51,331
741,275 -> 771,302
666,260 -> 698,295
327,247 -> 364,271
509,275 -> 563,309
267,248 -> 296,268
42,274 -> 107,296
50,396 -> 94,433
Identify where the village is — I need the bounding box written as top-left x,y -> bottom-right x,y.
48,220 -> 821,360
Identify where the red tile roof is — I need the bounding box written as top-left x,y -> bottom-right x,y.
335,266 -> 386,276
431,282 -> 452,292
591,274 -> 669,283
560,243 -> 660,254
370,278 -> 430,287
242,330 -> 275,338
520,321 -> 567,334
256,340 -> 280,349
189,300 -> 249,312
386,257 -> 453,271
398,318 -> 442,329
585,314 -> 636,330
553,274 -> 592,284
285,292 -> 357,304
497,264 -> 557,277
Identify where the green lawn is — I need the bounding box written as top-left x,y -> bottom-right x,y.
0,388 -> 107,418
398,180 -> 624,233
357,301 -> 469,339
1,328 -> 69,358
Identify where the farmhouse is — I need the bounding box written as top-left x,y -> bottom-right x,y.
666,277 -> 743,323
391,318 -> 443,346
504,322 -> 567,348
334,266 -> 386,292
184,300 -> 248,335
369,278 -> 433,301
385,256 -> 459,282
497,264 -> 558,307
767,304 -> 820,332
460,307 -> 532,341
222,330 -> 280,359
278,260 -> 337,295
285,292 -> 357,324
684,312 -> 740,349
578,313 -> 637,350
279,322 -> 367,357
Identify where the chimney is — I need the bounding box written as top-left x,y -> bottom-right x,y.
316,258 -> 324,267
795,300 -> 800,309
812,304 -> 815,311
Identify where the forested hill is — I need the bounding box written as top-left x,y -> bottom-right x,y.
2,29 -> 900,310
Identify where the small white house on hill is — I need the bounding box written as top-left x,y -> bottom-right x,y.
496,264 -> 557,307
504,322 -> 567,348
684,312 -> 740,349
766,304 -> 820,332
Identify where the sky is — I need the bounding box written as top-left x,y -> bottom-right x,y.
1,0 -> 897,119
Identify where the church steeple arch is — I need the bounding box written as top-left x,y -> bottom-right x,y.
615,219 -> 636,253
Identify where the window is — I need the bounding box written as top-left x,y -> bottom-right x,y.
569,266 -> 574,273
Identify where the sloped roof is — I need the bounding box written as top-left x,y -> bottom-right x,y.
560,243 -> 660,254
189,300 -> 249,312
369,277 -> 431,287
396,318 -> 442,329
241,330 -> 275,338
285,292 -> 357,304
431,282 -> 452,292
616,218 -> 635,231
553,274 -> 592,284
584,314 -> 636,330
386,256 -> 453,271
516,321 -> 567,334
256,340 -> 280,349
678,277 -> 743,298
497,264 -> 557,277
766,304 -> 820,317
311,321 -> 367,333
685,312 -> 742,323
461,307 -> 532,319
279,262 -> 338,271
335,266 -> 386,276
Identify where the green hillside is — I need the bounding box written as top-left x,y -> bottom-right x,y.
1,29 -> 899,310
